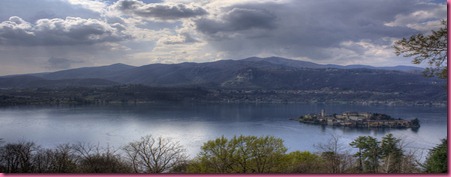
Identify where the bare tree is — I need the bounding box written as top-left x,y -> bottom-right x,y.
72,142 -> 131,173
315,134 -> 353,173
122,135 -> 187,173
0,141 -> 39,173
32,148 -> 54,173
396,136 -> 423,173
50,144 -> 78,173
401,149 -> 422,173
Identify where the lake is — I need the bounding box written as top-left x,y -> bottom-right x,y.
0,103 -> 447,159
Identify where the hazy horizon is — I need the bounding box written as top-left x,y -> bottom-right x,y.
0,56 -> 428,77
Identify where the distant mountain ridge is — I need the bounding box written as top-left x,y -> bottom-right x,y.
31,63 -> 136,80
243,57 -> 423,71
0,57 -> 434,91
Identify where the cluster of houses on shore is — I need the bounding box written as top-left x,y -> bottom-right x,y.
298,109 -> 420,129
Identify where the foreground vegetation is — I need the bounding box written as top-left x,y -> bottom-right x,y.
0,134 -> 446,173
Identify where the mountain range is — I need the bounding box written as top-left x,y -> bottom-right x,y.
0,57 -> 440,92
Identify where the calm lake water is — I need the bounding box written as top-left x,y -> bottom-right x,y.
0,103 -> 447,159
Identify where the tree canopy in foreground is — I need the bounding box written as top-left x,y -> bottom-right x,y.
0,134 -> 446,174
394,20 -> 447,79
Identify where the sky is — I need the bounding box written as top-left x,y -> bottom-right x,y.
0,0 -> 446,75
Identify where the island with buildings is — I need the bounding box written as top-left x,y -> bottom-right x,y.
297,109 -> 420,129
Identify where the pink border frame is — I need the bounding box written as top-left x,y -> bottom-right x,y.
0,1 -> 449,177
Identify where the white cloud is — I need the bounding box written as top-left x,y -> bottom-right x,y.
324,38 -> 404,66
384,3 -> 445,32
65,0 -> 108,13
0,16 -> 131,46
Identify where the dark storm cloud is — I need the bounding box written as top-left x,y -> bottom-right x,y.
193,0 -> 445,60
196,7 -> 277,36
0,16 -> 131,46
113,0 -> 207,20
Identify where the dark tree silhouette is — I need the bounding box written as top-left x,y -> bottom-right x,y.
123,135 -> 187,173
394,20 -> 447,79
424,139 -> 447,173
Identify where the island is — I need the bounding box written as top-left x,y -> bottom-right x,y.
297,109 -> 420,129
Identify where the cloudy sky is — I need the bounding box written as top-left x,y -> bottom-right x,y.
0,0 -> 446,75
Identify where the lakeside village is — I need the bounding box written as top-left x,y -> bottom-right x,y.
296,109 -> 420,129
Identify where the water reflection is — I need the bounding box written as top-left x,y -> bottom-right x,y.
0,103 -> 446,158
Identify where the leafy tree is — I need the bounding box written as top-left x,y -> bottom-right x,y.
185,159 -> 209,173
349,136 -> 366,172
282,151 -> 322,173
394,20 -> 447,79
233,135 -> 255,173
363,136 -> 381,173
424,138 -> 447,173
191,135 -> 287,173
350,136 -> 381,173
380,134 -> 403,173
195,136 -> 235,173
122,135 -> 187,173
248,136 -> 287,173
